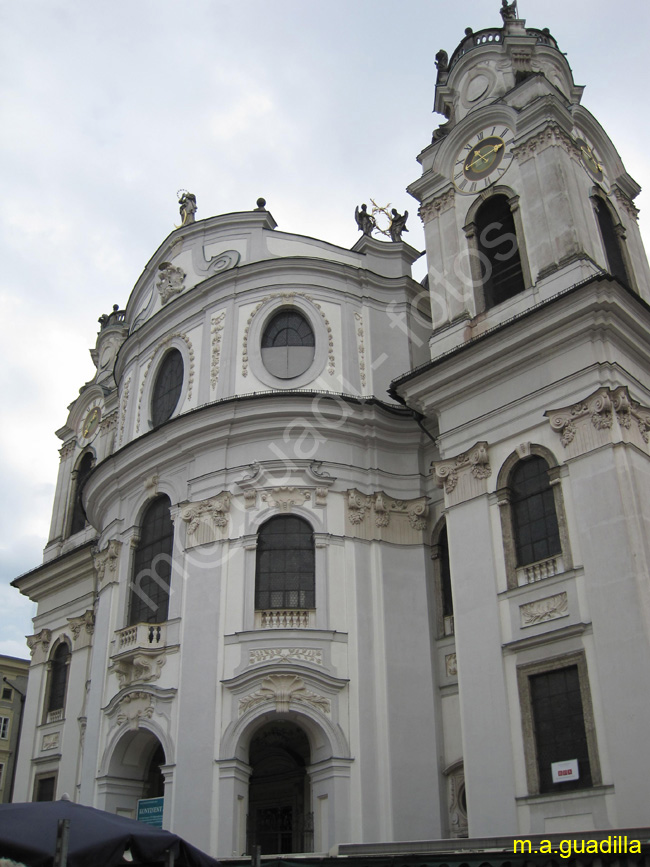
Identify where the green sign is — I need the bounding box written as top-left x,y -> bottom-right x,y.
136,797 -> 164,828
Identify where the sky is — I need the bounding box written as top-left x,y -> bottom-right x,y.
1,0 -> 649,659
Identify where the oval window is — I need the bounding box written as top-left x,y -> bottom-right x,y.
151,349 -> 184,427
261,311 -> 315,379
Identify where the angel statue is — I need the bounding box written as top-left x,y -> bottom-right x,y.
355,203 -> 376,237
500,0 -> 518,22
178,191 -> 197,226
389,209 -> 409,242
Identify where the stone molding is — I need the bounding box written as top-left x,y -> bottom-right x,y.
117,374 -> 131,447
238,674 -> 331,716
354,312 -> 367,389
59,440 -> 76,462
67,610 -> 95,646
210,310 -> 227,388
346,489 -> 428,535
26,628 -> 52,662
612,185 -> 640,222
261,487 -> 311,511
419,188 -> 456,224
156,262 -> 186,304
92,539 -> 122,585
520,591 -> 569,627
242,291 -> 335,378
104,685 -> 176,731
545,385 -> 650,456
511,123 -> 581,164
249,648 -> 323,667
432,441 -> 491,504
180,491 -> 231,546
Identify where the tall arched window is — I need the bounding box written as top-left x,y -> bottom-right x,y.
128,495 -> 174,625
432,520 -> 454,637
69,451 -> 94,536
261,311 -> 315,379
476,194 -> 526,309
594,196 -> 629,286
45,643 -> 70,722
255,516 -> 315,610
511,456 -> 561,567
151,349 -> 184,428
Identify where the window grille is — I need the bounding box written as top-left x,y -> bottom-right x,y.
261,311 -> 315,379
128,495 -> 173,625
255,516 -> 315,610
511,456 -> 561,567
151,349 -> 184,427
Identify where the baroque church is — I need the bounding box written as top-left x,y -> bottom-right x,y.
11,2 -> 650,857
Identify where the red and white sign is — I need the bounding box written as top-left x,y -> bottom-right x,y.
551,759 -> 579,783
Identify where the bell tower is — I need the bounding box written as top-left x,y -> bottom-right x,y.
395,2 -> 650,839
409,2 -> 650,355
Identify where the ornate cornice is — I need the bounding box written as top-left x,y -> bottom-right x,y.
346,489 -> 428,532
432,441 -> 491,499
180,491 -> 231,545
545,386 -> 650,454
612,185 -> 640,222
511,123 -> 581,163
92,539 -> 122,585
59,440 -> 77,462
261,487 -> 311,511
26,628 -> 52,660
67,610 -> 95,641
419,188 -> 456,224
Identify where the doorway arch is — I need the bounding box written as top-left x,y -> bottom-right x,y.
247,721 -> 312,854
97,728 -> 166,818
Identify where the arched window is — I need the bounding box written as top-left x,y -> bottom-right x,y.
594,196 -> 629,286
69,452 -> 94,536
128,495 -> 173,625
261,311 -> 315,379
45,643 -> 70,722
151,349 -> 184,428
476,194 -> 526,309
432,520 -> 454,637
510,456 -> 561,567
255,516 -> 315,610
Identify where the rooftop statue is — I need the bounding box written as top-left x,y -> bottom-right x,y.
500,0 -> 518,22
178,191 -> 197,225
355,203 -> 376,237
435,49 -> 448,73
389,209 -> 409,242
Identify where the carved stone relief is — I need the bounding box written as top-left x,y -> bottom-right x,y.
67,610 -> 95,646
59,440 -> 76,462
249,648 -> 323,667
511,123 -> 581,164
92,540 -> 122,585
445,653 -> 458,678
117,374 -> 131,447
261,487 -> 312,512
612,185 -> 640,222
432,441 -> 491,504
115,691 -> 155,728
110,654 -> 166,687
238,674 -> 330,716
42,732 -> 60,752
354,312 -> 367,389
545,386 -> 650,456
210,311 -> 227,388
156,262 -> 186,304
520,591 -> 569,627
346,489 -> 429,540
181,492 -> 231,546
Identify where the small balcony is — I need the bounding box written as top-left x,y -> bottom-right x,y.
115,622 -> 167,652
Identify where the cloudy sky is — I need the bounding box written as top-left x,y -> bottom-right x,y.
2,0 -> 649,659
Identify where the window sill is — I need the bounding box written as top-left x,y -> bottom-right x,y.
516,783 -> 613,804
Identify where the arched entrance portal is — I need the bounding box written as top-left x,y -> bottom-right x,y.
247,721 -> 312,854
99,729 -> 166,818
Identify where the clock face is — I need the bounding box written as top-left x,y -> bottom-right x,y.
453,125 -> 515,195
576,134 -> 608,189
80,404 -> 102,441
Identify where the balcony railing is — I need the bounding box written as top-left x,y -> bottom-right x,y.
518,555 -> 563,586
255,610 -> 315,629
116,622 -> 167,651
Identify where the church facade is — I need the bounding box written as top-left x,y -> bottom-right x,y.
12,4 -> 650,856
